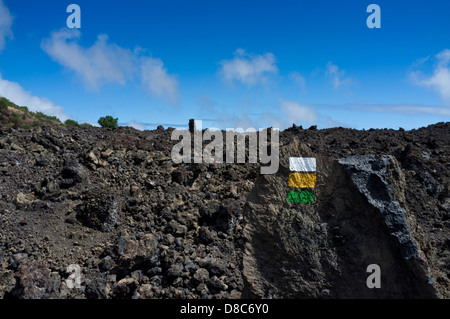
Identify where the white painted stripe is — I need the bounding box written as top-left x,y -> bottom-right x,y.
289,157 -> 316,172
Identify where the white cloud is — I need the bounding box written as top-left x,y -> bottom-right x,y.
0,74 -> 70,121
80,121 -> 100,127
280,100 -> 317,124
198,99 -> 320,130
326,62 -> 350,89
412,49 -> 450,102
219,49 -> 278,85
290,71 -> 307,92
0,0 -> 13,52
361,104 -> 450,116
41,29 -> 136,90
141,57 -> 178,105
127,121 -> 147,131
41,29 -> 179,104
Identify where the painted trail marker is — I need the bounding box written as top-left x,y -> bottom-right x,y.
288,172 -> 317,188
289,157 -> 316,172
288,157 -> 317,203
287,190 -> 314,204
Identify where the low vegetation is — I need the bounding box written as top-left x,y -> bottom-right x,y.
0,96 -> 118,130
64,119 -> 80,127
98,115 -> 119,129
0,97 -> 61,129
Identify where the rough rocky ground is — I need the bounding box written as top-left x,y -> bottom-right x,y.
0,121 -> 449,299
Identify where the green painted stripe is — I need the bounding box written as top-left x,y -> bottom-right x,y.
287,190 -> 314,203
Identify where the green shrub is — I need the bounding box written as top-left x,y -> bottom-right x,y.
80,123 -> 92,127
10,115 -> 20,124
21,123 -> 30,130
0,97 -> 10,110
65,119 -> 80,127
18,106 -> 29,113
32,121 -> 41,127
35,112 -> 61,123
98,116 -> 119,129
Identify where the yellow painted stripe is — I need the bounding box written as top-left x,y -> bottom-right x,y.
288,173 -> 317,188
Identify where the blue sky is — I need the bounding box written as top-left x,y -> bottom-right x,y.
0,0 -> 449,130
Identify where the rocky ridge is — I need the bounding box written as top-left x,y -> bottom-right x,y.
0,122 -> 449,299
